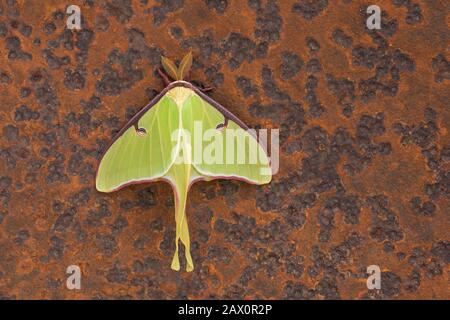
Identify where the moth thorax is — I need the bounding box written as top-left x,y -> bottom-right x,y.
167,87 -> 193,106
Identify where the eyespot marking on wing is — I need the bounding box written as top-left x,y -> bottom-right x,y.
215,117 -> 228,131
133,123 -> 147,136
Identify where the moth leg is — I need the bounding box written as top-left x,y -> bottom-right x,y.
198,83 -> 214,93
157,68 -> 171,86
200,86 -> 214,93
191,81 -> 214,93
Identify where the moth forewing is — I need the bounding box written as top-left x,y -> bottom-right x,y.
223,126 -> 258,165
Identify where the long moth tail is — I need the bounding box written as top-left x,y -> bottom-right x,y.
171,186 -> 194,272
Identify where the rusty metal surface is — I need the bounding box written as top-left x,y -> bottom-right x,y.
0,0 -> 449,299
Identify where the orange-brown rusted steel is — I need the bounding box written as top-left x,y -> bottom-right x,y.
0,0 -> 448,299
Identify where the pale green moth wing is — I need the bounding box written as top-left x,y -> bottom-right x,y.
96,54 -> 272,272
182,93 -> 272,184
96,95 -> 180,192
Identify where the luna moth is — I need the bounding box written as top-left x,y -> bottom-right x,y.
96,52 -> 272,271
